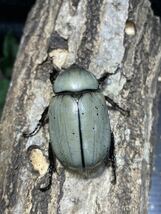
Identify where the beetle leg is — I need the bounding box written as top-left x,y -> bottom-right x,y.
109,132 -> 116,184
105,96 -> 130,117
40,142 -> 56,192
98,66 -> 120,86
104,132 -> 116,184
23,106 -> 49,138
98,72 -> 111,84
49,65 -> 61,85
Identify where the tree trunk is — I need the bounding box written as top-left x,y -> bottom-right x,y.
0,0 -> 161,213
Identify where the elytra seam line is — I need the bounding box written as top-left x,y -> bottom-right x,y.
78,104 -> 85,168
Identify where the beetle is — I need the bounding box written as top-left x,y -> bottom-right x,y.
50,67 -> 111,170
24,64 -> 129,190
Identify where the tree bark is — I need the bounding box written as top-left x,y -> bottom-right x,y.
0,0 -> 161,213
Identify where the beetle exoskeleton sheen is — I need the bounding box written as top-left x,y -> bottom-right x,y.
49,67 -> 111,170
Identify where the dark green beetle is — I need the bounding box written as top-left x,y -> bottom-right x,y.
49,67 -> 111,170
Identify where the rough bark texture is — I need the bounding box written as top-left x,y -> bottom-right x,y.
0,0 -> 161,213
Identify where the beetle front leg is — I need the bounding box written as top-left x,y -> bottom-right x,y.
105,96 -> 130,117
23,106 -> 49,138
